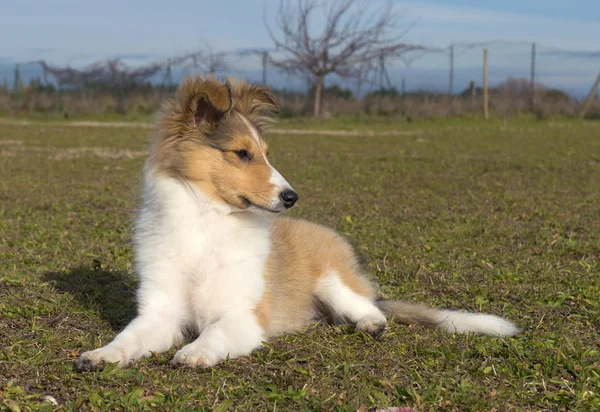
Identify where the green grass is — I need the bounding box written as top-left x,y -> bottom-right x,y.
1,119 -> 599,411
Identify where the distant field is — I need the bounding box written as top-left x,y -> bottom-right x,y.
1,119 -> 599,410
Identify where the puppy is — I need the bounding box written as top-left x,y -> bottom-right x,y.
76,76 -> 519,371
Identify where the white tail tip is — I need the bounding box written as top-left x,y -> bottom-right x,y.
436,311 -> 521,337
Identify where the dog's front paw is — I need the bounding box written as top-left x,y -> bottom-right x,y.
356,314 -> 388,339
171,343 -> 218,368
76,346 -> 125,372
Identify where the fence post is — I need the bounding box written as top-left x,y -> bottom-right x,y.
449,44 -> 454,113
530,42 -> 536,112
379,54 -> 385,88
42,65 -> 48,86
579,71 -> 600,119
400,77 -> 406,114
13,63 -> 21,94
262,51 -> 268,85
469,80 -> 476,104
483,49 -> 489,120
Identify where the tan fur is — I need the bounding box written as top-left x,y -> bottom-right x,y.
227,79 -> 279,130
151,76 -> 282,211
255,217 -> 377,336
182,133 -> 274,210
375,301 -> 442,329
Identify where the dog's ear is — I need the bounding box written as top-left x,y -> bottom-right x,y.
247,85 -> 280,115
191,82 -> 232,127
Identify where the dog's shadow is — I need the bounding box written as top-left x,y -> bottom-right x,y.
43,265 -> 137,331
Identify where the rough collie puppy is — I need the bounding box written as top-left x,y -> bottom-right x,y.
76,76 -> 520,371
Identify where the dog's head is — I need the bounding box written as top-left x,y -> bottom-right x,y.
153,76 -> 297,215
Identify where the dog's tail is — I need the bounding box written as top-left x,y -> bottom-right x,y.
377,300 -> 521,337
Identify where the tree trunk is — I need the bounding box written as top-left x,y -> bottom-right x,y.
313,75 -> 324,117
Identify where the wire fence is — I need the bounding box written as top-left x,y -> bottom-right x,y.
2,40 -> 599,119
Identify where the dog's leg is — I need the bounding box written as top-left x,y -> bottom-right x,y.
76,276 -> 188,372
315,270 -> 388,338
171,310 -> 264,367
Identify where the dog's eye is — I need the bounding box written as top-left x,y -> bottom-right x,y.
235,149 -> 251,160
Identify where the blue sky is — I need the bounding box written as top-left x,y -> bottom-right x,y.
1,0 -> 599,95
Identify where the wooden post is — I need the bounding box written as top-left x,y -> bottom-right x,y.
449,45 -> 454,113
530,43 -> 536,111
262,52 -> 268,85
400,77 -> 406,114
42,65 -> 48,86
579,72 -> 600,119
449,45 -> 454,96
379,54 -> 385,89
483,49 -> 489,120
13,63 -> 21,94
313,74 -> 324,117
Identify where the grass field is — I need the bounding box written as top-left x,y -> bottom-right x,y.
1,118 -> 599,411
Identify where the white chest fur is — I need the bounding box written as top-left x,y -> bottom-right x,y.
133,171 -> 270,329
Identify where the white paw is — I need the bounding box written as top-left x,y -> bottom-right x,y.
171,343 -> 218,368
356,313 -> 388,338
76,345 -> 127,372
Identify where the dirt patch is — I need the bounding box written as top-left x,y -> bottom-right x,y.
0,119 -> 425,136
49,147 -> 148,160
0,139 -> 24,145
0,144 -> 148,160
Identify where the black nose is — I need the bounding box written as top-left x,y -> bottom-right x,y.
280,189 -> 298,209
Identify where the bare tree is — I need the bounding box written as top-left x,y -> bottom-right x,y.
38,59 -> 163,114
38,59 -> 162,90
37,41 -> 230,96
266,0 -> 421,117
172,42 -> 230,77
